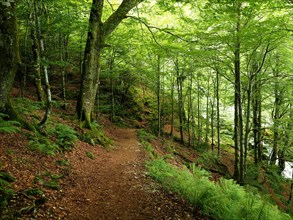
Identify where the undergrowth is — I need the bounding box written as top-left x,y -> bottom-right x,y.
148,159 -> 291,220
79,121 -> 112,148
28,123 -> 77,155
0,172 -> 16,211
28,134 -> 60,156
137,129 -> 157,158
0,113 -> 20,133
47,123 -> 77,151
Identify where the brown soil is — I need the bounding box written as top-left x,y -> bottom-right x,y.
0,126 -> 209,220
55,128 -> 207,220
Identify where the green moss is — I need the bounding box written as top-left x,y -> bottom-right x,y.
80,125 -> 113,148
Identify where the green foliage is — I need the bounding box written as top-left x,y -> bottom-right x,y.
0,172 -> 15,209
265,165 -> 286,195
148,159 -> 291,220
12,98 -> 43,115
47,123 -> 77,151
196,151 -> 220,167
0,172 -> 16,183
137,129 -> 156,142
23,188 -> 44,197
56,159 -> 70,166
0,113 -> 20,133
137,129 -> 157,158
28,135 -> 60,156
79,123 -> 112,148
42,180 -> 60,190
34,172 -> 62,190
86,151 -> 95,160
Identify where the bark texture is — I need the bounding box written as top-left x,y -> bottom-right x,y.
77,0 -> 142,128
0,2 -> 19,113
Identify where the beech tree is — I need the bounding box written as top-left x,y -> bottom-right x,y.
0,1 -> 20,114
76,0 -> 143,128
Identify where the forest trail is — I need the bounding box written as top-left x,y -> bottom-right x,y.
52,128 -> 204,220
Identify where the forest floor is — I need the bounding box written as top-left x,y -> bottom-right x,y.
0,120 -> 210,219
1,85 -> 291,219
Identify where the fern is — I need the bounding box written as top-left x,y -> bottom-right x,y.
0,172 -> 15,209
47,123 -> 77,151
148,159 -> 291,220
28,135 -> 60,156
0,113 -> 20,133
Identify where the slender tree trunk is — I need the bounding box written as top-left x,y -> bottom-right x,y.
108,49 -> 115,122
187,73 -> 193,147
251,70 -> 263,166
233,2 -> 243,183
216,69 -> 221,156
175,58 -> 184,144
211,96 -> 215,151
157,56 -> 161,137
34,0 -> 52,127
161,69 -> 165,142
31,27 -> 45,101
197,73 -> 201,145
170,75 -> 175,136
271,67 -> 281,164
60,33 -> 68,108
205,74 -> 210,145
244,74 -> 253,179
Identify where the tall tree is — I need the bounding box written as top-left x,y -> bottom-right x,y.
76,0 -> 143,128
0,1 -> 20,113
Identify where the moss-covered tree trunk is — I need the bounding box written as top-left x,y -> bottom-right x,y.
0,2 -> 19,113
76,0 -> 142,128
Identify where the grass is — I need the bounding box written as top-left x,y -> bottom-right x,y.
147,159 -> 291,220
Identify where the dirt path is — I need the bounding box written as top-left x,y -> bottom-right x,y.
48,128 -> 205,220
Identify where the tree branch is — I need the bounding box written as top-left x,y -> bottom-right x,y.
127,15 -> 199,44
103,0 -> 143,37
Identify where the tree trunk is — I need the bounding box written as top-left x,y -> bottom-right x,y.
211,94 -> 215,152
205,74 -> 210,145
216,69 -> 221,156
76,0 -> 142,128
34,0 -> 52,128
157,55 -> 161,137
187,73 -> 193,147
197,73 -> 201,146
271,67 -> 281,164
0,2 -> 19,112
175,58 -> 184,144
233,2 -> 243,183
31,27 -> 46,101
244,74 -> 253,178
170,75 -> 175,136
